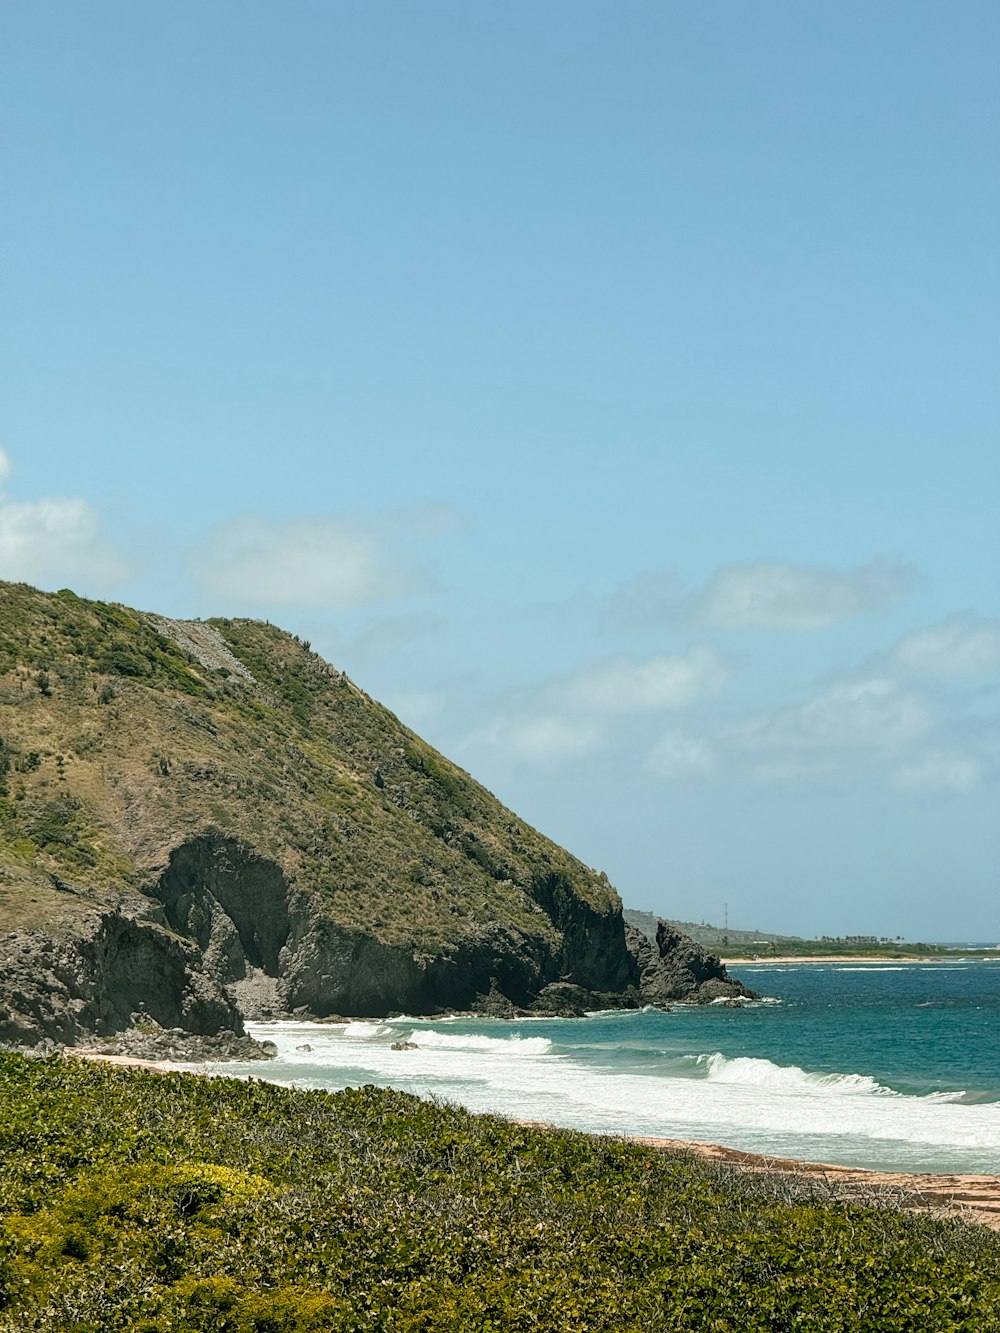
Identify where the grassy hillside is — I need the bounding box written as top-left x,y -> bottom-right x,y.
0,582 -> 636,1028
0,582 -> 612,943
0,1053 -> 997,1331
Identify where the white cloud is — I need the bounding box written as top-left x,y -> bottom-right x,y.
603,558 -> 914,633
697,558 -> 914,629
729,676 -> 932,781
188,514 -> 419,609
891,615 -> 1000,679
647,732 -> 716,780
639,650 -> 995,794
470,715 -> 603,764
0,452 -> 129,587
464,647 -> 726,768
893,751 -> 981,793
557,647 -> 728,715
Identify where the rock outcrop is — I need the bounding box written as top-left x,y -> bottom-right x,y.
0,908 -> 241,1048
625,920 -> 759,1005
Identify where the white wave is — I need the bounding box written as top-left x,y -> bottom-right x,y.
240,1018 -> 1000,1171
343,1021 -> 387,1038
697,1052 -> 893,1097
409,1030 -> 553,1056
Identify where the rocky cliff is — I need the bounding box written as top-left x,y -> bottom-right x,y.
0,582 -> 751,1046
624,921 -> 757,1005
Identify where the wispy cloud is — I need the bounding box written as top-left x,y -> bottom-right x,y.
893,751 -> 982,793
605,558 -> 915,631
470,714 -> 604,765
647,732 -> 717,780
697,558 -> 915,629
556,648 -> 728,714
890,615 -> 1000,679
0,447 -> 130,589
467,647 -> 727,767
729,676 -> 932,765
642,663 -> 992,794
188,513 -> 424,609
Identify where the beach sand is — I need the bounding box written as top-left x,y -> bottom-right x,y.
509,1118 -> 1000,1231
67,1051 -> 1000,1232
721,954 -> 1000,964
69,1049 -> 191,1073
630,1134 -> 1000,1231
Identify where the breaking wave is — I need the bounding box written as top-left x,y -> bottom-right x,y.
407,1031 -> 554,1057
696,1052 -> 894,1096
342,1021 -> 388,1038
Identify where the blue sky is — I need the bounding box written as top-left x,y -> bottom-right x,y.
2,2 -> 998,939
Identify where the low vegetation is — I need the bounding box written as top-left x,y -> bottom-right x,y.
0,1053 -> 997,1331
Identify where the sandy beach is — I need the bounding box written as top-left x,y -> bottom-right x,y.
69,1049 -> 192,1073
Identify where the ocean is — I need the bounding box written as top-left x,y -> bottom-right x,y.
222,959 -> 1000,1175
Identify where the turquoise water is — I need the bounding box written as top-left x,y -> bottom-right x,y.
224,960 -> 1000,1175
717,961 -> 1000,1103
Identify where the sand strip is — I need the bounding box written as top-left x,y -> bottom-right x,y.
722,954 -> 1000,965
514,1120 -> 1000,1231
67,1049 -> 203,1073
634,1136 -> 1000,1229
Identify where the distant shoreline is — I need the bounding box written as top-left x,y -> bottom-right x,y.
722,954 -> 1000,965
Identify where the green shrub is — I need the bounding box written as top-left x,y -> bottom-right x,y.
0,1056 -> 997,1331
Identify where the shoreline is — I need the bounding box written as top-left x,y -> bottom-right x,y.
633,1138 -> 1000,1231
512,1117 -> 1000,1231
722,954 -> 1000,965
67,1050 -> 1000,1231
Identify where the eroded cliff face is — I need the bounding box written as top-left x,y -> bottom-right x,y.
143,832 -> 642,1024
0,910 -> 240,1047
528,871 -> 637,995
0,835 -> 752,1047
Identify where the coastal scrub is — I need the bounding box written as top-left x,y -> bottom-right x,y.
0,1054 -> 998,1330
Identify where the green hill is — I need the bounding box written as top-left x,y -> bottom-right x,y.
0,582 -> 752,1045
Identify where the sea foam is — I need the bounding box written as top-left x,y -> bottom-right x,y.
697,1052 -> 893,1097
239,1004 -> 1000,1174
407,1030 -> 553,1056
